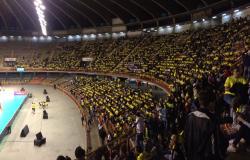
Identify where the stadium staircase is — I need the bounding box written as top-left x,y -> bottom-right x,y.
113,34 -> 151,71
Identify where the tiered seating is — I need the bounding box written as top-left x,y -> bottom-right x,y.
61,76 -> 162,138
89,37 -> 142,72
0,18 -> 247,86
0,16 -> 249,160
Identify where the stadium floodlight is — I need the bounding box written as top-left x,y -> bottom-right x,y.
34,0 -> 47,36
90,34 -> 96,38
1,36 -> 7,40
17,36 -> 22,41
47,36 -> 52,41
39,36 -> 45,41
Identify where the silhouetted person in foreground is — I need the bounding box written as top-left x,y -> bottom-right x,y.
184,89 -> 224,160
75,146 -> 85,160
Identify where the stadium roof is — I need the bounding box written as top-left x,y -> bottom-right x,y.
0,0 -> 249,34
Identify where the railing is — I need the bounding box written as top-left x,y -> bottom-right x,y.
87,130 -> 135,160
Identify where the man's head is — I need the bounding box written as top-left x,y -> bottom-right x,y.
57,155 -> 66,160
198,89 -> 215,109
75,146 -> 85,160
232,68 -> 241,78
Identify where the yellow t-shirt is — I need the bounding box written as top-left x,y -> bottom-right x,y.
32,103 -> 36,109
224,76 -> 247,95
137,153 -> 144,160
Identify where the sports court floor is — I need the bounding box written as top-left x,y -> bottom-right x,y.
0,85 -> 86,160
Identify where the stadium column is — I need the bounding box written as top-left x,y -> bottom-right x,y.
19,71 -> 23,80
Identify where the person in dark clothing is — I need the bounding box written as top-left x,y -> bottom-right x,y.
75,146 -> 85,160
65,156 -> 71,160
243,52 -> 250,79
46,95 -> 50,102
57,155 -> 66,160
228,104 -> 250,152
81,114 -> 85,126
98,124 -> 107,145
184,89 -> 224,160
43,89 -> 48,94
147,113 -> 159,141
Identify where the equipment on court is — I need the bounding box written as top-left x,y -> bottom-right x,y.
43,89 -> 47,94
46,95 -> 50,102
34,132 -> 46,146
43,110 -> 48,119
20,125 -> 29,137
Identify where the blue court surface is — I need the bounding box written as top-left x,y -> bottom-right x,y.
0,92 -> 27,136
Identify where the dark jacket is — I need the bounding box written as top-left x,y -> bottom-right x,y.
184,109 -> 217,160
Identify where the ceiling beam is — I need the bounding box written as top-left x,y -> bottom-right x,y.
151,0 -> 173,16
47,0 -> 83,28
174,0 -> 190,13
73,0 -> 110,26
129,0 -> 155,19
59,0 -> 97,28
109,0 -> 141,23
94,0 -> 119,19
129,0 -> 158,26
0,9 -> 8,29
3,0 -> 23,30
13,0 -> 37,29
47,9 -> 67,30
200,0 -> 208,7
150,0 -> 174,24
127,0 -> 231,26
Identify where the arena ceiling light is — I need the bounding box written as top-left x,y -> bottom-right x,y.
34,0 -> 47,36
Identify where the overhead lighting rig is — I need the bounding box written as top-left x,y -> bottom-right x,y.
34,0 -> 47,36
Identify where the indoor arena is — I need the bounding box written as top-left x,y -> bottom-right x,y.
0,0 -> 250,160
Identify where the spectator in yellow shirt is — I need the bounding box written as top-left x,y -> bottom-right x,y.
224,68 -> 247,105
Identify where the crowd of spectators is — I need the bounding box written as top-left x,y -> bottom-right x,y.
54,65 -> 250,160
52,18 -> 250,160
1,16 -> 250,160
3,18 -> 248,86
